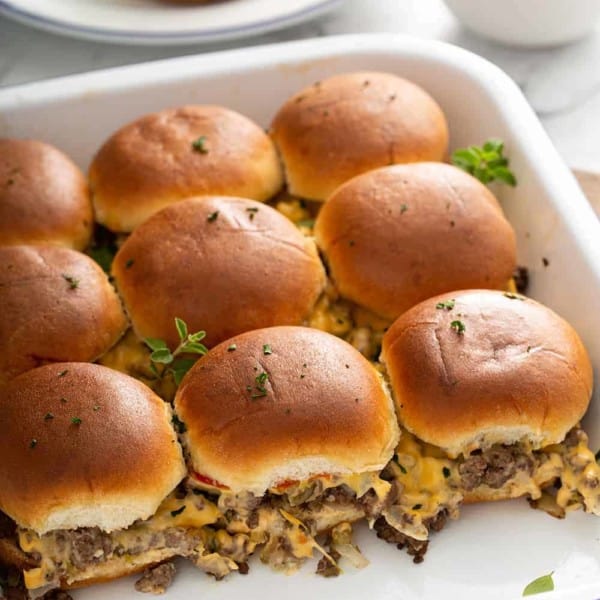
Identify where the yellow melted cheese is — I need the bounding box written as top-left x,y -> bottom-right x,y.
383,430 -> 462,541
21,489 -> 221,591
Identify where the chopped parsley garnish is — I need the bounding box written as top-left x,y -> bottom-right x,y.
451,138 -> 517,186
62,274 -> 79,289
397,463 -> 407,474
436,299 -> 455,311
93,405 -> 100,412
71,417 -> 82,425
58,369 -> 68,377
297,219 -> 315,229
227,344 -> 237,352
443,467 -> 451,478
207,211 -> 219,223
450,320 -> 466,335
170,506 -> 186,518
263,344 -> 273,355
172,414 -> 187,434
60,397 -> 68,404
29,439 -> 38,449
191,136 -> 209,154
400,204 -> 408,214
504,292 -> 524,300
44,413 -> 54,421
125,259 -> 135,269
412,504 -> 422,510
246,207 -> 259,221
250,371 -> 269,399
522,573 -> 554,596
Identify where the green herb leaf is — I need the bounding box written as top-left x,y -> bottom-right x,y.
400,204 -> 408,214
71,417 -> 82,425
188,331 -> 206,343
62,274 -> 80,289
397,463 -> 407,474
44,412 -> 54,421
30,439 -> 38,449
522,573 -> 554,596
150,348 -> 174,364
436,299 -> 455,311
263,344 -> 273,356
175,317 -> 188,341
192,136 -> 209,154
58,369 -> 68,377
145,337 -> 168,351
451,138 -> 517,187
297,219 -> 315,229
125,258 -> 135,269
450,320 -> 466,335
169,358 -> 196,385
443,466 -> 451,478
412,504 -> 422,510
181,342 -> 208,355
207,211 -> 219,223
227,344 -> 237,352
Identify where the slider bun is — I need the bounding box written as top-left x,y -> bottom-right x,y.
0,245 -> 127,385
270,71 -> 448,200
0,139 -> 92,250
315,163 -> 517,320
89,105 -> 283,232
175,326 -> 400,495
0,363 -> 186,535
381,290 -> 593,458
112,196 -> 326,349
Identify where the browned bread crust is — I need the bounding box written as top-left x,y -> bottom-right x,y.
0,139 -> 92,250
112,196 -> 326,348
0,245 -> 127,385
89,105 -> 283,232
175,326 -> 399,493
315,163 -> 517,320
270,71 -> 448,200
381,290 -> 593,457
0,363 -> 186,534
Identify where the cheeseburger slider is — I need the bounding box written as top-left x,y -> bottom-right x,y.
377,290 -> 598,560
0,245 -> 127,385
0,363 -> 237,596
270,71 -> 448,201
105,197 -> 325,384
312,163 -> 516,359
174,326 -> 400,573
0,139 -> 92,250
89,105 -> 283,232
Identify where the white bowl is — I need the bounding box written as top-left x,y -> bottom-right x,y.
444,0 -> 600,47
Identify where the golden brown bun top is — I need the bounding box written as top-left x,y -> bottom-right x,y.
0,363 -> 186,534
0,245 -> 127,385
381,290 -> 593,457
0,139 -> 92,250
314,163 -> 517,320
175,326 -> 399,494
112,196 -> 326,349
270,71 -> 449,201
89,105 -> 283,232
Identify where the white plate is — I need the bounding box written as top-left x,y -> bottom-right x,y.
0,0 -> 343,45
1,33 -> 600,600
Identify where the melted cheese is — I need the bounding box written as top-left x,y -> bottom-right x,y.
20,489 -> 221,590
383,430 -> 462,540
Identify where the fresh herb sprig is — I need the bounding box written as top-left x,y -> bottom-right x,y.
522,572 -> 554,596
451,139 -> 517,186
145,317 -> 207,385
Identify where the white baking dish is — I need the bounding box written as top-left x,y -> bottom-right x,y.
1,34 -> 599,600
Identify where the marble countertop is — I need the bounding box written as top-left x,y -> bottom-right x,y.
1,0 -> 599,172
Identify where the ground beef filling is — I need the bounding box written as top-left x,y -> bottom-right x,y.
374,510 -> 448,564
459,444 -> 535,491
134,562 -> 177,594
